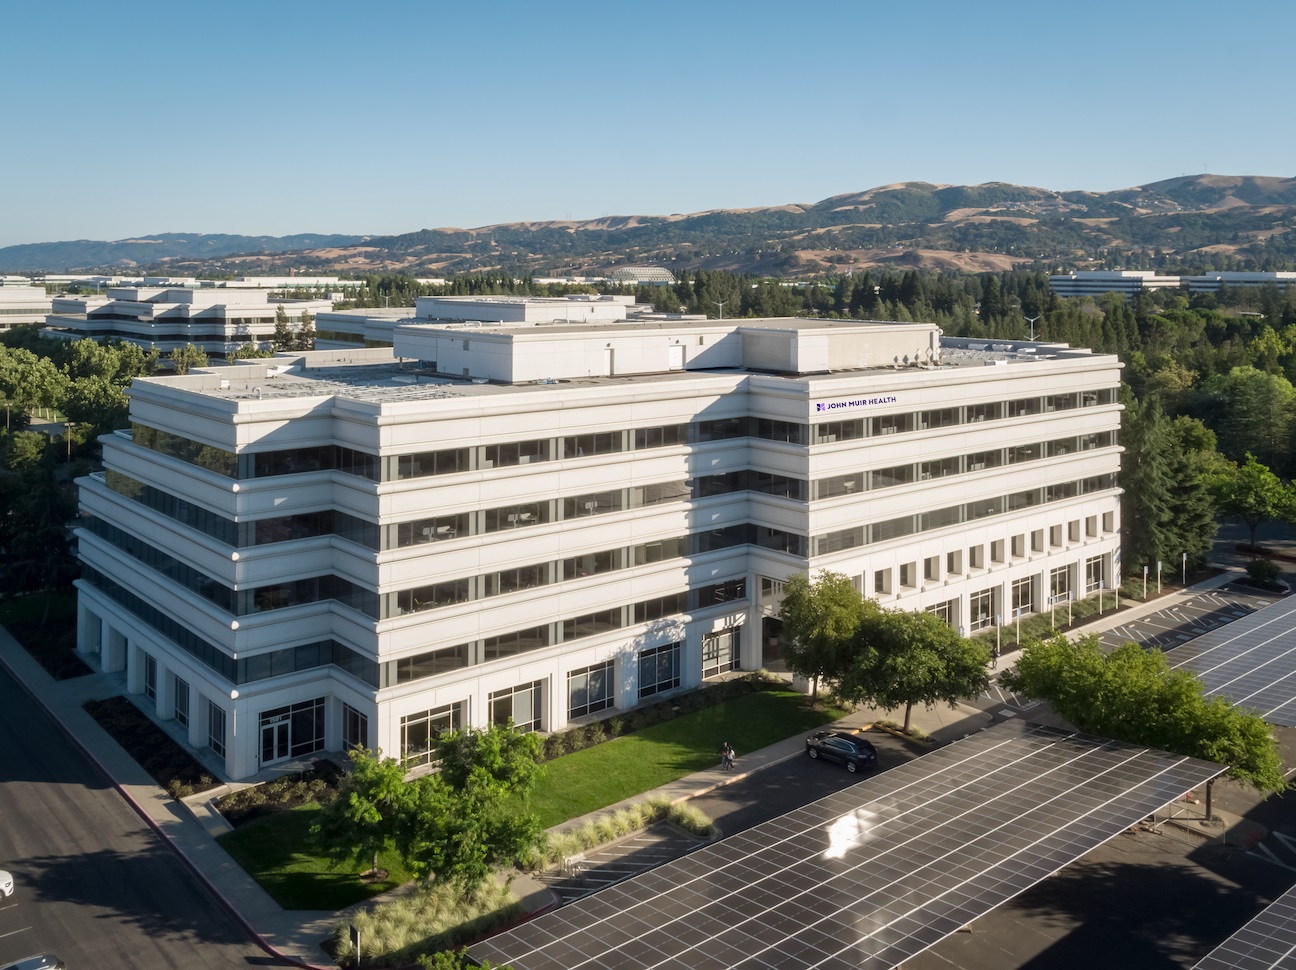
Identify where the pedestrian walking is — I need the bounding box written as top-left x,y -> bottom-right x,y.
720,741 -> 735,772
991,644 -> 1001,669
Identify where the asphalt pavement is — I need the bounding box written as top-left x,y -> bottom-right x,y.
0,561 -> 1287,969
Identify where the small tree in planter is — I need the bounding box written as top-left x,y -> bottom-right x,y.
1244,557 -> 1281,589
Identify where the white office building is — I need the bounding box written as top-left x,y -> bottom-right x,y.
1048,271 -> 1181,299
1182,272 -> 1296,293
73,316 -> 1122,780
0,284 -> 53,332
44,286 -> 332,359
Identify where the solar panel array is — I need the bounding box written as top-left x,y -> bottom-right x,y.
1194,880 -> 1296,970
1168,596 -> 1296,726
469,721 -> 1223,970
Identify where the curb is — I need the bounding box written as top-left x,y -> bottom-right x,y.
0,650 -> 331,970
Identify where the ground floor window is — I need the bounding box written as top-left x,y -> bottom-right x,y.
1012,577 -> 1033,615
258,697 -> 325,765
143,652 -> 157,701
970,588 -> 996,631
1086,555 -> 1105,593
1050,566 -> 1070,600
173,674 -> 189,727
401,701 -> 465,766
639,642 -> 681,698
926,599 -> 958,629
702,628 -> 740,680
342,703 -> 369,752
207,700 -> 226,758
491,681 -> 543,733
568,662 -> 614,720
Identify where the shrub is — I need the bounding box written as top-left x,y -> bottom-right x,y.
586,721 -> 607,746
1246,557 -> 1281,585
606,715 -> 625,738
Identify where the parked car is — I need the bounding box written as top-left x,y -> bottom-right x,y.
0,870 -> 12,897
0,956 -> 65,970
805,731 -> 878,773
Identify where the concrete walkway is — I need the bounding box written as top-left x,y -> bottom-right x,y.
0,565 -> 1263,968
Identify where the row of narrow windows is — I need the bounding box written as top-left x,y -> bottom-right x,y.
126,387 -> 1119,482
80,563 -> 746,690
102,430 -> 1117,552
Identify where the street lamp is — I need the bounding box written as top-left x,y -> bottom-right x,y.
1025,315 -> 1040,340
712,300 -> 727,320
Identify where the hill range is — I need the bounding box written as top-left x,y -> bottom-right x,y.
4,174 -> 1295,278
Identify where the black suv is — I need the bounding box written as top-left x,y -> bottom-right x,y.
805,731 -> 878,773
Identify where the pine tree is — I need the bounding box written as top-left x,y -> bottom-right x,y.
1121,392 -> 1175,574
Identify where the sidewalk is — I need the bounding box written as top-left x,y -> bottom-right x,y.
0,567 -> 1256,968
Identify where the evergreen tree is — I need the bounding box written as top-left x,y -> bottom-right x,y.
1120,392 -> 1175,574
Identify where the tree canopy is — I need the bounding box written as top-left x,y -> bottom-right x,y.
312,723 -> 545,896
777,571 -> 877,697
1001,635 -> 1286,793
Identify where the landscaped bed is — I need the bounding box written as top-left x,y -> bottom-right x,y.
82,695 -> 220,798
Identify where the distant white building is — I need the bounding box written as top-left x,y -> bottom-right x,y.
0,284 -> 53,332
74,314 -> 1122,780
1182,272 -> 1296,293
1048,271 -> 1181,299
43,286 -> 333,359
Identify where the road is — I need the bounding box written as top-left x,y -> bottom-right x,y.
0,666 -> 285,969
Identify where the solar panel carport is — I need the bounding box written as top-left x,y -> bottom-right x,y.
1193,879 -> 1296,970
469,721 -> 1223,970
1168,596 -> 1296,726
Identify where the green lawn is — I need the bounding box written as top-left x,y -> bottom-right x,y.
216,802 -> 412,910
214,688 -> 841,909
528,690 -> 844,828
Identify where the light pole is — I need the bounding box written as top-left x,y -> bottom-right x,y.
1182,552 -> 1187,585
712,300 -> 727,320
1025,315 -> 1040,340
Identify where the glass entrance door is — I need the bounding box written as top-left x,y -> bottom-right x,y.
260,719 -> 290,765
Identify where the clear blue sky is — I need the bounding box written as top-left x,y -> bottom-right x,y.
3,0 -> 1293,248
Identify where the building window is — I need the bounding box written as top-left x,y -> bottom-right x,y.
342,703 -> 369,752
946,550 -> 963,575
1085,515 -> 1098,538
1011,534 -> 1025,559
568,662 -> 615,720
401,701 -> 466,766
702,628 -> 740,680
923,556 -> 940,582
968,545 -> 984,570
1069,520 -> 1081,543
1012,578 -> 1033,615
927,599 -> 957,628
1050,566 -> 1070,600
1050,525 -> 1063,547
491,681 -> 543,733
970,588 -> 996,631
990,540 -> 1005,564
874,569 -> 892,596
1086,556 -> 1105,593
638,642 -> 681,698
1031,529 -> 1045,553
1102,511 -> 1115,533
173,675 -> 189,727
207,701 -> 226,758
143,652 -> 157,701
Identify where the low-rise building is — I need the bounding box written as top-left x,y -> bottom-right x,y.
1048,271 -> 1181,299
44,287 -> 332,359
0,284 -> 53,332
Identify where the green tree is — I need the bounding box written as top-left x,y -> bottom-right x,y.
1120,393 -> 1175,572
1211,453 -> 1293,549
776,571 -> 875,698
272,304 -> 294,351
839,608 -> 991,732
292,309 -> 316,352
1197,366 -> 1296,474
1002,636 -> 1286,795
168,343 -> 208,375
1164,415 -> 1225,571
312,747 -> 412,876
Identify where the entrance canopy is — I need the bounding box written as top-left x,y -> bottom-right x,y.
1169,597 -> 1296,726
470,721 -> 1223,970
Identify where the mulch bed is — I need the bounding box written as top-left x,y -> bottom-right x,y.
83,695 -> 220,797
215,759 -> 342,828
6,617 -> 92,680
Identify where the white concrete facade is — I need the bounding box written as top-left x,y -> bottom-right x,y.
44,287 -> 332,359
1048,271 -> 1182,299
74,316 -> 1122,780
0,284 -> 53,331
